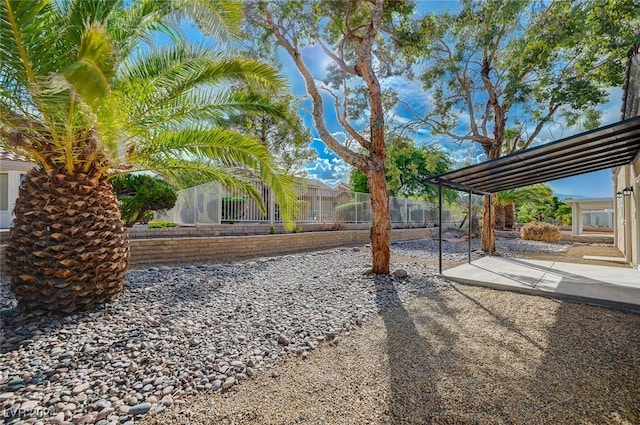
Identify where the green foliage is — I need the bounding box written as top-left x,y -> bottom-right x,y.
111,175 -> 177,227
148,221 -> 178,229
0,0 -> 300,231
408,0 -> 639,157
349,132 -> 456,202
335,202 -> 371,223
520,221 -> 561,242
513,191 -> 575,225
269,225 -> 277,234
555,203 -> 572,226
223,93 -> 316,176
350,168 -> 369,194
496,184 -> 553,207
517,201 -> 555,224
291,225 -> 303,233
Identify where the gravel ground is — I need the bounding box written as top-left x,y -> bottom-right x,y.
1,237 -> 638,425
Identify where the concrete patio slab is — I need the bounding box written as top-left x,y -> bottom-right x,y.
443,257 -> 640,312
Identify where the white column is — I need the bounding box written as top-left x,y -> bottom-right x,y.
571,203 -> 583,236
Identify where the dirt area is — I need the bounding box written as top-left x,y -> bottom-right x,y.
520,244 -> 629,267
142,285 -> 639,425
140,240 -> 639,425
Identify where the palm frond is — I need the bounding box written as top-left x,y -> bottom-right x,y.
129,156 -> 265,213
132,127 -> 270,169
62,21 -> 115,111
171,0 -> 243,44
496,184 -> 553,206
121,90 -> 290,134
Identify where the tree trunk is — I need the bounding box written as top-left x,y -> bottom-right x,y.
504,203 -> 515,229
495,204 -> 506,230
481,140 -> 502,252
481,194 -> 496,252
7,168 -> 130,314
367,160 -> 391,274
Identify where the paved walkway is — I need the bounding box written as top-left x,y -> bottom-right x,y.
443,257 -> 640,312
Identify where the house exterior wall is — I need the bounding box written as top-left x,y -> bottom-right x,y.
0,159 -> 34,229
614,164 -> 638,267
614,43 -> 640,269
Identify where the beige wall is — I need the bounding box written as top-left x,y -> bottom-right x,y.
614,156 -> 639,269
0,160 -> 34,229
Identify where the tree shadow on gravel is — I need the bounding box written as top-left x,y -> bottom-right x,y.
522,301 -> 640,424
374,276 -> 479,425
423,283 -> 640,425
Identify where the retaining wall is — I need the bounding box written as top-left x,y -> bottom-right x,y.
0,228 -> 437,278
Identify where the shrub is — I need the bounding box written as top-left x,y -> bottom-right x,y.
148,221 -> 177,228
111,174 -> 177,227
520,221 -> 561,242
269,225 -> 277,234
291,225 -> 303,233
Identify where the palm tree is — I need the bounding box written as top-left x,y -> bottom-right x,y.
495,184 -> 553,230
0,0 -> 298,313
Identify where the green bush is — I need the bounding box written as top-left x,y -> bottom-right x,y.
148,220 -> 177,228
520,221 -> 561,242
269,225 -> 277,234
335,202 -> 371,222
111,174 -> 177,227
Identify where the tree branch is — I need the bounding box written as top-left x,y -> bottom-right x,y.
324,86 -> 371,150
261,4 -> 367,170
523,102 -> 561,149
318,41 -> 357,75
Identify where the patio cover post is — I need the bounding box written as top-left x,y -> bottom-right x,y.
438,182 -> 443,274
488,193 -> 493,256
468,190 -> 472,264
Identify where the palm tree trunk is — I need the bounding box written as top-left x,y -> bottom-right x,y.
7,168 -> 130,313
505,203 -> 515,229
495,204 -> 506,230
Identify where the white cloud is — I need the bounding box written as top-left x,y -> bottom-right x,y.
304,156 -> 352,187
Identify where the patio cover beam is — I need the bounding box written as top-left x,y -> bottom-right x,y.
426,116 -> 640,194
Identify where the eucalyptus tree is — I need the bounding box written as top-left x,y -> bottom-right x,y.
0,0 -> 298,313
403,0 -> 639,251
248,0 -> 416,274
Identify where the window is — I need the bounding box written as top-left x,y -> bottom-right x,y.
0,173 -> 8,210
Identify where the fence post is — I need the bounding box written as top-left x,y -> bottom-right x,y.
216,183 -> 222,225
318,189 -> 322,222
355,192 -> 358,224
404,198 -> 408,224
190,188 -> 197,226
269,186 -> 275,224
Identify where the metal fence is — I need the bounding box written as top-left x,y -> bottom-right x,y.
157,179 -> 469,226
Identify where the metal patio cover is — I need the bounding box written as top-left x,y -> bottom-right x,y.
426,116 -> 640,194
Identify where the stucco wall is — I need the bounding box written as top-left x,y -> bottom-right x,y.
614,159 -> 639,268
0,160 -> 33,229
